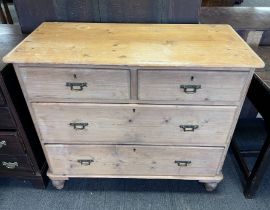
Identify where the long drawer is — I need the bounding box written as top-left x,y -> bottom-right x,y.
0,154 -> 33,174
138,70 -> 249,105
0,132 -> 25,155
32,103 -> 236,146
45,144 -> 224,176
18,67 -> 130,102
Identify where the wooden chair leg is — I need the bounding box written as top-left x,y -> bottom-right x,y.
231,140 -> 250,179
0,2 -> 8,24
2,0 -> 13,24
244,134 -> 270,198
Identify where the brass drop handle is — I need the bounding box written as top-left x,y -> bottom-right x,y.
175,160 -> 191,167
66,82 -> 87,91
180,125 -> 199,132
2,161 -> 18,169
180,85 -> 201,94
69,122 -> 89,130
0,140 -> 7,149
78,159 -> 94,166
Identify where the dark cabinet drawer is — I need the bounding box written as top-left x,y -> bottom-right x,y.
0,155 -> 33,174
0,107 -> 16,130
0,132 -> 25,155
0,88 -> 5,106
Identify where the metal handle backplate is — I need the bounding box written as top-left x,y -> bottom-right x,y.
175,160 -> 191,167
180,125 -> 199,132
69,122 -> 89,130
180,85 -> 201,94
2,161 -> 18,169
0,140 -> 7,149
66,82 -> 87,91
78,159 -> 94,166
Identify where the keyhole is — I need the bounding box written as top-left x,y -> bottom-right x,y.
191,76 -> 194,81
73,74 -> 77,79
133,109 -> 136,113
133,148 -> 136,152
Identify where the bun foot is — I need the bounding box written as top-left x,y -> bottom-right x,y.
51,180 -> 65,190
204,182 -> 218,192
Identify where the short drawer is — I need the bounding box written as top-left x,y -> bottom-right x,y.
138,70 -> 250,105
0,132 -> 25,155
0,155 -> 33,174
0,107 -> 16,130
18,67 -> 130,102
33,103 -> 236,146
45,145 -> 224,176
0,88 -> 5,106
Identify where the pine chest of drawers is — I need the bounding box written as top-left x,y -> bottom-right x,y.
3,23 -> 264,191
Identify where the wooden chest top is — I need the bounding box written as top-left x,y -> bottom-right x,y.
3,22 -> 264,69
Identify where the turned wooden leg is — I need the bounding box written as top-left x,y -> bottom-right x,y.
199,175 -> 223,192
51,180 -> 65,190
204,182 -> 218,192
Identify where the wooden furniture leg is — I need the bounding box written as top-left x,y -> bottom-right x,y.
232,132 -> 270,198
48,170 -> 68,190
231,72 -> 270,198
204,182 -> 219,192
244,133 -> 270,198
199,174 -> 223,192
51,180 -> 65,190
0,1 -> 7,24
2,0 -> 13,24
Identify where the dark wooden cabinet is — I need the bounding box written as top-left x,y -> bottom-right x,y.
0,132 -> 26,155
202,0 -> 242,6
0,25 -> 47,188
13,0 -> 202,33
0,155 -> 33,174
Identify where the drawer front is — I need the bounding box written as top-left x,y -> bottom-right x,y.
0,155 -> 33,174
33,103 -> 236,146
138,70 -> 249,104
19,67 -> 130,102
0,107 -> 16,130
0,132 -> 25,155
0,88 -> 5,106
45,145 -> 224,176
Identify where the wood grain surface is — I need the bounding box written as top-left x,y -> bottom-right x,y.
3,23 -> 264,68
7,23 -> 258,187
138,70 -> 249,103
32,103 -> 236,146
45,144 -> 224,176
19,66 -> 130,101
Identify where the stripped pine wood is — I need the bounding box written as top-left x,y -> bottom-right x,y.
19,66 -> 130,101
45,144 -> 224,176
3,23 -> 264,68
32,103 -> 236,146
138,70 -> 249,103
3,23 -> 265,190
47,170 -> 223,181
